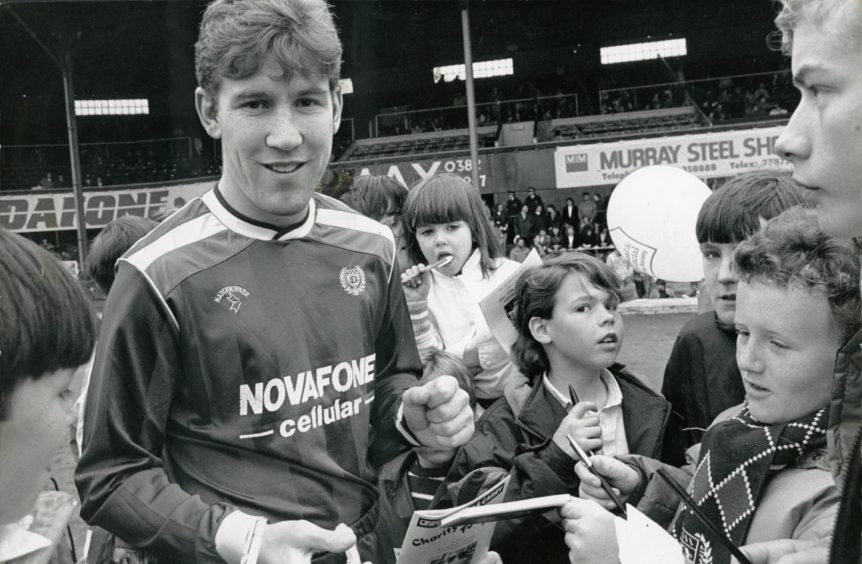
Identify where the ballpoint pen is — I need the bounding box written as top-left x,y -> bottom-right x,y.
567,433 -> 628,517
401,255 -> 454,282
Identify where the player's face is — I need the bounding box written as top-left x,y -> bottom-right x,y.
700,242 -> 739,326
0,367 -> 78,524
735,280 -> 840,424
775,6 -> 862,239
196,55 -> 342,225
415,220 -> 474,276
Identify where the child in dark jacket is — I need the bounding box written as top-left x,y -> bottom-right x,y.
376,350 -> 477,563
442,253 -> 679,564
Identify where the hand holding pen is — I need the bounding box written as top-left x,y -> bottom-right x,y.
567,434 -> 628,517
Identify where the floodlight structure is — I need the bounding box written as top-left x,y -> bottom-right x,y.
2,3 -> 89,266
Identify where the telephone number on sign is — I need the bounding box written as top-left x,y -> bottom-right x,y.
682,164 -> 717,173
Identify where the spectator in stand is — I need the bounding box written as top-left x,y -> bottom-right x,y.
533,228 -> 551,256
533,203 -> 550,240
492,202 -> 508,233
578,192 -> 596,226
505,191 -> 522,218
512,203 -> 535,247
509,235 -> 531,263
39,172 -> 54,189
549,224 -> 563,249
661,170 -> 806,457
592,192 -> 607,229
578,219 -> 597,249
0,228 -> 98,564
648,279 -> 675,299
605,248 -> 638,302
563,223 -> 578,250
546,204 -> 561,232
561,197 -> 578,231
524,186 -> 543,214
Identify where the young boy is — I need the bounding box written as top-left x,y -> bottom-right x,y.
0,228 -> 97,560
661,170 -> 806,455
376,350 -> 479,560
563,208 -> 858,564
339,174 -> 410,272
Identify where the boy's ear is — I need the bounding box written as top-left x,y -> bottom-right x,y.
195,87 -> 221,139
331,87 -> 344,135
528,316 -> 552,345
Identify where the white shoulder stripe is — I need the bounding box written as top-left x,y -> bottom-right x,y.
316,208 -> 395,246
125,213 -> 227,272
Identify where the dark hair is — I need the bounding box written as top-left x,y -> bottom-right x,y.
84,215 -> 157,293
734,208 -> 862,341
339,175 -> 407,222
696,170 -> 806,244
195,0 -> 342,95
511,253 -> 621,381
402,173 -> 502,278
421,350 -> 476,409
0,228 -> 97,420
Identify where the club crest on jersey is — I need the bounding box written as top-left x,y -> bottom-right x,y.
214,285 -> 250,313
339,265 -> 367,296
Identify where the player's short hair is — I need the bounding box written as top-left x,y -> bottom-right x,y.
696,170 -> 806,244
84,215 -> 157,293
0,228 -> 97,420
512,253 -> 621,382
195,0 -> 342,95
421,350 -> 476,409
734,207 -> 862,340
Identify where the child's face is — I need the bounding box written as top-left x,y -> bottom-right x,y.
700,242 -> 739,325
735,280 -> 842,424
0,366 -> 79,524
416,220 -> 474,276
540,272 -> 623,371
415,445 -> 457,468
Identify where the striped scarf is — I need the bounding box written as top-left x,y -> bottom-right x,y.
672,406 -> 828,564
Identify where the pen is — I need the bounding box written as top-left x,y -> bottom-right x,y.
567,433 -> 627,517
655,468 -> 753,564
567,384 -> 580,407
401,255 -> 454,283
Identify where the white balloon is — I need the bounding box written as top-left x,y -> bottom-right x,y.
606,165 -> 711,282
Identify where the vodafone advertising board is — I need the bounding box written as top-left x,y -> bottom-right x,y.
554,126 -> 791,188
0,181 -> 212,233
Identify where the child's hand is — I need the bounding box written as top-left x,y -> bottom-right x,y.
401,264 -> 432,301
575,455 -> 640,508
560,498 -> 619,564
552,402 -> 602,459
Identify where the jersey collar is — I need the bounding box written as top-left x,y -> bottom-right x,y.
203,186 -> 316,241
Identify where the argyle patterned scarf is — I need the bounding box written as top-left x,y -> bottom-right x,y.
672,406 -> 828,564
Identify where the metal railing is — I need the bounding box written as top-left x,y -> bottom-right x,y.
373,93 -> 579,137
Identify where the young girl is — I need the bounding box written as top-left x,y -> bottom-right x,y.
401,173 -> 522,408
443,253 -> 676,564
